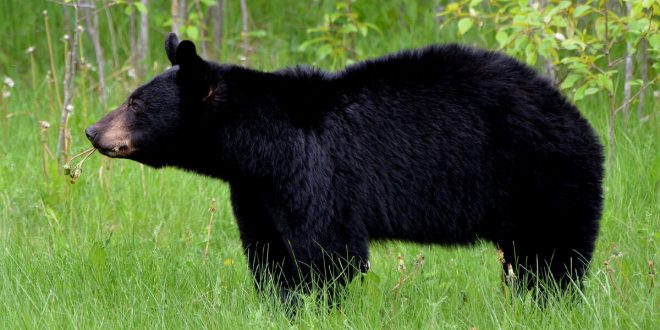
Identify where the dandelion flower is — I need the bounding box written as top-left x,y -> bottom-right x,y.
4,76 -> 14,88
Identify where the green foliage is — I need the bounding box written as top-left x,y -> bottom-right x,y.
298,0 -> 380,69
439,0 -> 659,102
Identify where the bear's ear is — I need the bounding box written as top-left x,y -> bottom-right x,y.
175,40 -> 205,71
164,33 -> 179,66
174,39 -> 217,102
176,40 -> 207,77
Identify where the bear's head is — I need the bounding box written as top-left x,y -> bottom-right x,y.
86,33 -> 224,170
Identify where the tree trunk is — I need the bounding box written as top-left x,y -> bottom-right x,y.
212,0 -> 224,61
193,0 -> 208,58
604,1 -> 616,163
82,0 -> 107,111
129,0 -> 137,80
206,0 -> 224,61
171,0 -> 180,33
539,0 -> 555,83
239,0 -> 250,64
137,0 -> 149,79
622,2 -> 633,122
102,0 -> 120,67
637,37 -> 648,119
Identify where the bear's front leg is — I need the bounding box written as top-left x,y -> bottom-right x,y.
276,211 -> 370,297
230,185 -> 294,295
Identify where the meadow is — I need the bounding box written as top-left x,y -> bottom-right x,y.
0,1 -> 657,328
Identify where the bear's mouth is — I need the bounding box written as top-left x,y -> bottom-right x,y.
86,123 -> 137,158
96,142 -> 136,158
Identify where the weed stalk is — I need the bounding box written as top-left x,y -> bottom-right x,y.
648,260 -> 655,293
43,10 -> 63,110
39,121 -> 54,183
203,198 -> 217,263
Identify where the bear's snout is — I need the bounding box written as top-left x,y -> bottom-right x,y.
85,108 -> 136,158
85,126 -> 98,142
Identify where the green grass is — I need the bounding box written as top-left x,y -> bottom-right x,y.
0,0 -> 658,328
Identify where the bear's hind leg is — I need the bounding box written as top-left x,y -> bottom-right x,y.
497,154 -> 602,295
499,192 -> 600,294
498,237 -> 594,294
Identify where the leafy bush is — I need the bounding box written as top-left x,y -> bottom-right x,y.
440,0 -> 657,106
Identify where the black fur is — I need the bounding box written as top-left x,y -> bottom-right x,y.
87,35 -> 604,299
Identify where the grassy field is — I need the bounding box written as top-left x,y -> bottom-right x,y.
0,1 -> 658,328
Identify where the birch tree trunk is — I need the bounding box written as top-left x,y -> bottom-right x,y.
637,38 -> 648,119
212,0 -> 224,60
129,0 -> 137,79
171,0 -> 180,34
82,0 -> 107,111
137,0 -> 149,80
193,0 -> 208,58
622,2 -> 633,122
539,0 -> 555,83
102,0 -> 120,67
239,0 -> 250,64
172,0 -> 188,36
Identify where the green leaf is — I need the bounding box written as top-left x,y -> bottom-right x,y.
365,22 -> 382,34
560,74 -> 581,90
338,23 -> 358,34
297,37 -> 325,52
628,18 -> 650,34
574,5 -> 591,18
133,2 -> 147,14
596,74 -> 614,93
458,18 -> 474,35
496,30 -> 509,48
445,3 -> 460,13
161,18 -> 173,29
469,0 -> 483,8
186,26 -> 199,40
551,15 -> 568,28
557,1 -> 571,10
316,44 -> 333,61
358,24 -> 369,37
574,84 -> 588,101
648,33 -> 660,50
525,43 -> 537,65
247,30 -> 267,38
584,87 -> 599,96
544,7 -> 561,23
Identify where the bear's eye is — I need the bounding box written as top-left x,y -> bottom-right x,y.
127,98 -> 141,111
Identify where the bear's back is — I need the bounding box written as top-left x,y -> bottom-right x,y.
302,45 -> 602,243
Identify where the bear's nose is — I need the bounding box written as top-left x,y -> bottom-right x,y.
85,126 -> 97,142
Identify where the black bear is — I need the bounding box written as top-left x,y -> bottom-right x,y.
86,33 -> 603,299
